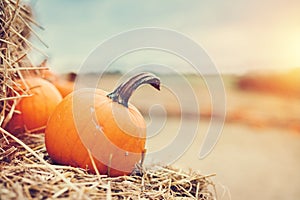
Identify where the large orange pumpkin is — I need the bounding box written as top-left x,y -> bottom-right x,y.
6,77 -> 63,133
45,72 -> 160,176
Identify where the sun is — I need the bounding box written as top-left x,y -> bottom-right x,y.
287,33 -> 300,68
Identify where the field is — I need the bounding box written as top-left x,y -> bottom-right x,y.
92,72 -> 300,199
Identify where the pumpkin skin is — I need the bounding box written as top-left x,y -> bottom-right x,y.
22,68 -> 74,97
6,77 -> 63,133
45,73 -> 160,176
41,69 -> 58,83
42,70 -> 75,97
52,79 -> 74,97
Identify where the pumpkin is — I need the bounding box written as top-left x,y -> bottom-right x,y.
53,80 -> 74,97
6,77 -> 63,133
41,70 -> 75,97
50,72 -> 76,97
40,69 -> 58,83
45,72 -> 160,176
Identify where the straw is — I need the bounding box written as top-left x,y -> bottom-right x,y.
0,0 -> 46,128
0,132 -> 216,199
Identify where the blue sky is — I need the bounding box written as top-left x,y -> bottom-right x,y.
29,0 -> 300,74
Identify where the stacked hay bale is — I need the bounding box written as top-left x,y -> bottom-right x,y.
0,0 -> 45,128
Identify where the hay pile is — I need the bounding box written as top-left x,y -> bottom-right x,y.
0,131 -> 216,199
0,0 -> 46,128
0,1 -> 217,199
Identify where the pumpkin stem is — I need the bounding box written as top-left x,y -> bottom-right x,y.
107,72 -> 160,107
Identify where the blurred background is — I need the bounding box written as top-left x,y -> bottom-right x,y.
27,0 -> 300,199
30,0 -> 300,74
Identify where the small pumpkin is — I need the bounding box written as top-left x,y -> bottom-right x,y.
6,77 -> 63,133
41,70 -> 75,97
40,69 -> 58,83
51,72 -> 76,97
45,72 -> 160,176
53,80 -> 74,97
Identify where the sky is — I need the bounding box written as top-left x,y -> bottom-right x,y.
27,0 -> 300,74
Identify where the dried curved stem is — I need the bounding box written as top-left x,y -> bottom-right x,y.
107,72 -> 160,107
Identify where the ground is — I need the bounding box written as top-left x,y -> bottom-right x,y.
93,73 -> 300,199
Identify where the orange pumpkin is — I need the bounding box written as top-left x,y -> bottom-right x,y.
51,73 -> 75,97
45,73 -> 160,176
40,69 -> 58,83
45,79 -> 74,98
22,67 -> 74,97
42,70 -> 75,97
6,77 -> 63,133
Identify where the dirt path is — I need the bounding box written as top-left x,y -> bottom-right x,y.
144,117 -> 300,200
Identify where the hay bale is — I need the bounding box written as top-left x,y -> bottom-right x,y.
0,0 -> 46,128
